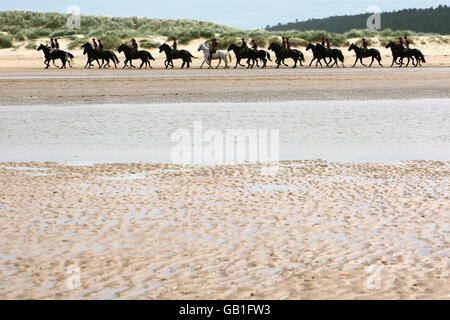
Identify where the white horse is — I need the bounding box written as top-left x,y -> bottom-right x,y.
197,43 -> 232,69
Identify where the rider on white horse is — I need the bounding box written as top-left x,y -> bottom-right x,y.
197,43 -> 231,69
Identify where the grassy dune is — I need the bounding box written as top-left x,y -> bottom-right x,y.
0,10 -> 448,51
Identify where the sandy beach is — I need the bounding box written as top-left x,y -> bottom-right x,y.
0,160 -> 448,299
0,38 -> 449,300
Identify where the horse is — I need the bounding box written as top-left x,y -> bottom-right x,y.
159,43 -> 194,69
306,43 -> 327,67
118,44 -> 154,69
409,48 -> 426,66
348,43 -> 382,67
385,42 -> 425,67
197,43 -> 232,69
226,44 -> 260,68
227,44 -> 271,68
316,43 -> 345,68
81,43 -> 120,69
268,43 -> 304,68
252,48 -> 272,68
37,44 -> 74,69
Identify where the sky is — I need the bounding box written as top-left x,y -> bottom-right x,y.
1,0 -> 447,29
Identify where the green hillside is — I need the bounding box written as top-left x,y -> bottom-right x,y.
0,10 -> 239,49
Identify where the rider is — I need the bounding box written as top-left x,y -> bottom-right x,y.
286,37 -> 291,49
50,38 -> 56,53
98,39 -> 103,51
326,38 -> 331,49
250,39 -> 258,51
281,36 -> 287,48
55,39 -> 60,50
405,35 -> 410,48
241,38 -> 248,55
209,38 -> 218,61
321,36 -> 326,47
362,37 -> 368,53
131,38 -> 138,54
399,36 -> 404,47
171,37 -> 178,56
92,38 -> 98,50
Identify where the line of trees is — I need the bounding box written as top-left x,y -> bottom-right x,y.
266,6 -> 450,34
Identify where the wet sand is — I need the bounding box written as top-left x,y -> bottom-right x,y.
1,67 -> 450,105
0,160 -> 448,299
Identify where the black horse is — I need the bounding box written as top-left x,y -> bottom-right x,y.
409,48 -> 426,67
37,44 -> 74,69
248,48 -> 272,68
228,44 -> 272,69
306,43 -> 327,67
385,42 -> 425,67
81,43 -> 120,69
159,43 -> 194,69
118,44 -> 154,69
226,44 -> 259,68
348,43 -> 382,67
316,43 -> 344,68
267,43 -> 305,68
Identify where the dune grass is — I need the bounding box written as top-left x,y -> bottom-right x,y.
0,11 -> 446,51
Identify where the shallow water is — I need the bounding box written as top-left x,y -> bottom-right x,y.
0,99 -> 448,164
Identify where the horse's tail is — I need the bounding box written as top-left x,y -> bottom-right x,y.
229,54 -> 232,63
377,51 -> 382,61
420,52 -> 426,63
189,52 -> 196,59
67,53 -> 74,64
300,52 -> 305,62
338,51 -> 344,63
114,53 -> 120,64
267,52 -> 272,61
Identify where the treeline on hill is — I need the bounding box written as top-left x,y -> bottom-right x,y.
266,5 -> 450,34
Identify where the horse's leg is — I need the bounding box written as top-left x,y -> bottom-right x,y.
60,58 -> 65,69
360,58 -> 366,67
369,57 -> 374,67
216,58 -> 221,69
309,57 -> 315,67
352,57 -> 358,67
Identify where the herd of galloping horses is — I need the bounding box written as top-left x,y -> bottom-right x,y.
37,36 -> 426,70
